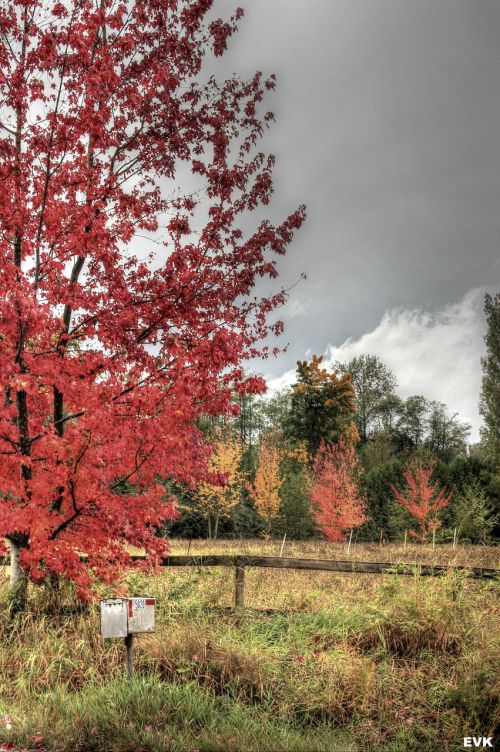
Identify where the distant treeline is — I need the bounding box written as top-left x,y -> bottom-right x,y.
163,343 -> 499,544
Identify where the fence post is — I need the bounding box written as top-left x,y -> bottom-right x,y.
279,534 -> 287,558
234,562 -> 245,609
347,529 -> 353,554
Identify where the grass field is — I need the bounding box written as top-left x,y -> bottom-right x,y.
0,540 -> 498,752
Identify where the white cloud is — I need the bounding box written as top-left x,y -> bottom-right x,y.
283,298 -> 311,319
268,287 -> 489,442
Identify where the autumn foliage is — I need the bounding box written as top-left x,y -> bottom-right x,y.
310,441 -> 366,541
288,355 -> 359,457
391,462 -> 452,542
247,442 -> 282,523
196,433 -> 242,540
0,1 -> 305,597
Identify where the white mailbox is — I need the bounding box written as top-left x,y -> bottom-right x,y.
100,597 -> 155,638
100,599 -> 128,638
127,597 -> 156,634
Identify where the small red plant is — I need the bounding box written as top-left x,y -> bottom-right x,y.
391,462 -> 452,542
310,441 -> 366,541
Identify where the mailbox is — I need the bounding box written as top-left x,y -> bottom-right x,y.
100,599 -> 128,638
100,597 -> 156,679
127,597 -> 155,634
100,597 -> 156,638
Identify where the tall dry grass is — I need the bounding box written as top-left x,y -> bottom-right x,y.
0,541 -> 497,751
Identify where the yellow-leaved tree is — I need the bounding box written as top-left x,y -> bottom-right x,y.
247,441 -> 282,525
196,433 -> 242,539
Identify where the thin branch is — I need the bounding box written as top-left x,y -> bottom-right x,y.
49,480 -> 81,541
110,444 -> 155,490
0,119 -> 16,136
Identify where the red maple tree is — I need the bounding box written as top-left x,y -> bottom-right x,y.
391,462 -> 452,542
0,1 -> 305,599
310,441 -> 366,542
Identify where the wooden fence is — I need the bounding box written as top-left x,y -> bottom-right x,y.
2,554 -> 497,609
135,554 -> 499,609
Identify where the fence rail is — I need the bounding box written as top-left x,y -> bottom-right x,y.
144,554 -> 498,580
2,554 -> 497,609
144,554 -> 499,608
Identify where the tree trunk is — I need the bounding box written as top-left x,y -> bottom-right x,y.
207,516 -> 212,540
214,515 -> 219,540
8,536 -> 28,613
43,573 -> 61,614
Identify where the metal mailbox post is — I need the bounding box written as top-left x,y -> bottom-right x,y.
100,597 -> 156,679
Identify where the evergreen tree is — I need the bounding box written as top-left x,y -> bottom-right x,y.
273,468 -> 316,539
479,292 -> 500,467
361,459 -> 409,540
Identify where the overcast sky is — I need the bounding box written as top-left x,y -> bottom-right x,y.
213,0 -> 500,441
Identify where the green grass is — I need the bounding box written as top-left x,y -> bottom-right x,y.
0,544 -> 498,752
0,677 -> 353,752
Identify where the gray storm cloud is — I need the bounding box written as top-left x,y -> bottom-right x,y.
207,0 -> 500,436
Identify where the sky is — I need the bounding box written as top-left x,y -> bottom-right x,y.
210,0 -> 500,441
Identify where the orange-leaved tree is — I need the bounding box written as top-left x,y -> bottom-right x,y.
196,433 -> 242,539
391,461 -> 452,542
247,441 -> 282,524
310,440 -> 366,541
